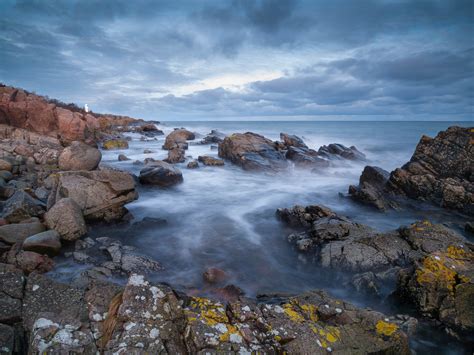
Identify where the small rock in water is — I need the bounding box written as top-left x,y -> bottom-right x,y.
118,154 -> 131,161
187,160 -> 199,169
203,267 -> 228,284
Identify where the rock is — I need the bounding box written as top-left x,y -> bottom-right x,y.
0,222 -> 45,244
139,161 -> 183,187
44,198 -> 87,241
22,230 -> 61,256
14,250 -> 54,274
218,132 -> 288,172
163,129 -> 195,150
318,143 -> 366,160
348,166 -> 393,210
118,154 -> 130,161
143,149 -> 153,154
387,126 -> 473,215
187,160 -> 199,169
2,190 -> 45,223
0,170 -> 12,181
102,139 -> 129,150
140,123 -> 159,132
200,130 -> 226,144
397,244 -> 474,335
0,324 -> 15,354
211,284 -> 244,302
276,204 -> 336,228
0,159 -> 12,172
48,169 -> 138,222
164,147 -> 186,163
58,141 -> 101,171
0,264 -> 24,326
198,155 -> 225,166
203,267 -> 228,284
285,146 -> 329,169
280,133 -> 308,148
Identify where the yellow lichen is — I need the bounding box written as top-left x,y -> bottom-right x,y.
300,304 -> 319,322
375,320 -> 398,337
317,327 -> 340,343
219,324 -> 240,342
103,139 -> 128,150
282,303 -> 305,323
188,297 -> 228,326
446,246 -> 467,260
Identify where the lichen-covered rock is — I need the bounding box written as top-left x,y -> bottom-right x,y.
163,129 -> 195,150
58,141 -> 101,171
48,169 -> 137,222
198,155 -> 225,166
397,245 -> 474,335
218,132 -> 288,172
139,161 -> 183,187
102,138 -> 129,150
44,198 -> 87,241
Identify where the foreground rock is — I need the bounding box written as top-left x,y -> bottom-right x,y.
278,203 -> 474,336
139,160 -> 183,187
219,132 -> 288,172
350,126 -> 473,215
44,198 -> 87,241
13,272 -> 409,354
163,129 -> 195,150
58,141 -> 101,171
47,169 -> 138,222
2,190 -> 45,223
22,230 -> 61,256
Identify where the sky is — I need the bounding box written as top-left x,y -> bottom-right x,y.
0,0 -> 473,121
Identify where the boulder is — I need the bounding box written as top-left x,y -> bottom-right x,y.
285,146 -> 329,169
198,155 -> 225,166
13,250 -> 54,274
280,133 -> 308,148
44,198 -> 87,241
139,161 -> 183,187
102,139 -> 129,150
348,166 -> 393,210
118,154 -> 130,161
200,130 -> 226,144
0,158 -> 12,172
2,190 -> 45,223
218,132 -> 288,172
0,221 -> 45,244
58,141 -> 101,171
187,160 -> 199,169
22,230 -> 61,256
164,147 -> 186,163
48,169 -> 138,222
318,143 -> 366,160
163,129 -> 195,150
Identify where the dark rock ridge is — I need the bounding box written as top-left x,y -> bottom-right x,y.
0,270 -> 409,354
218,131 -> 365,172
349,126 -> 473,215
278,204 -> 474,337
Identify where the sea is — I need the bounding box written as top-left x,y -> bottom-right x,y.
57,120 -> 474,353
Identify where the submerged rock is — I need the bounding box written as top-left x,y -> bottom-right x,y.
198,155 -> 225,166
203,267 -> 228,284
218,132 -> 288,172
139,160 -> 184,187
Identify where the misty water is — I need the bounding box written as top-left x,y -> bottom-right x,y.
56,121 -> 472,353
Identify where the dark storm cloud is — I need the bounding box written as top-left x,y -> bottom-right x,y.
0,0 -> 472,119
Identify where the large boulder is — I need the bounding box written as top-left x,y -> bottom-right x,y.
348,166 -> 394,210
163,129 -> 195,150
139,161 -> 183,187
22,230 -> 61,256
44,198 -> 87,241
218,132 -> 288,172
58,141 -> 101,171
48,169 -> 138,222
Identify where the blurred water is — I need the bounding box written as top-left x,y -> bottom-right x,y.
61,120 -> 473,353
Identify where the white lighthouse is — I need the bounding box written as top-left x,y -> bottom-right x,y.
84,104 -> 89,113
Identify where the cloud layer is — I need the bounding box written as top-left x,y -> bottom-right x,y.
0,0 -> 472,120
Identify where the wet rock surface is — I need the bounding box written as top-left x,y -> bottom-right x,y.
139,160 -> 184,187
163,129 -> 195,150
198,155 -> 225,166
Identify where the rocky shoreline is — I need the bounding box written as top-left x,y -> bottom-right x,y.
0,85 -> 472,353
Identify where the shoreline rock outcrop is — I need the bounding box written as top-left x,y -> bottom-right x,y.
349,126 -> 473,215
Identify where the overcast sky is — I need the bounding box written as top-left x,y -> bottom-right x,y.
0,0 -> 473,120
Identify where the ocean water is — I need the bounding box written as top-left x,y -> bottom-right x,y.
60,121 -> 473,353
